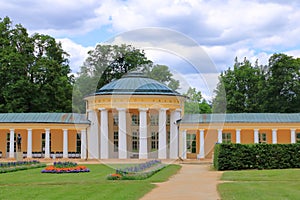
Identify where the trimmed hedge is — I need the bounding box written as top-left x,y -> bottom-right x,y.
214,143 -> 300,170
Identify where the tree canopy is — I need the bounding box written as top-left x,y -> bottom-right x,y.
73,44 -> 180,113
212,54 -> 300,113
183,87 -> 211,114
0,17 -> 73,113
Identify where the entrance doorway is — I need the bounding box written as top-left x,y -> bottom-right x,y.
186,133 -> 197,159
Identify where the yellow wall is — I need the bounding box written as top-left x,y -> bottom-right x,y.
68,130 -> 78,152
0,129 -> 9,157
0,122 -> 88,158
85,95 -> 185,111
278,129 -> 291,144
51,129 -> 63,152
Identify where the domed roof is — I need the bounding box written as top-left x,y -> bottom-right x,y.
95,71 -> 180,96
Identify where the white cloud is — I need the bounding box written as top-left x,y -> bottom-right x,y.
57,38 -> 94,73
3,0 -> 300,99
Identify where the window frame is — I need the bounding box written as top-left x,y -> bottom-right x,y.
76,133 -> 81,153
186,133 -> 196,153
151,132 -> 159,151
222,132 -> 232,144
259,132 -> 267,144
132,131 -> 139,152
131,114 -> 139,126
296,133 -> 300,143
113,131 -> 119,152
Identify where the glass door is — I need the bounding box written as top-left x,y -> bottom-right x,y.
186,133 -> 197,159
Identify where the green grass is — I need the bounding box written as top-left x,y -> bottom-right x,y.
218,169 -> 300,200
0,164 -> 181,200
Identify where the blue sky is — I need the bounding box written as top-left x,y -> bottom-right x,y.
1,0 -> 300,99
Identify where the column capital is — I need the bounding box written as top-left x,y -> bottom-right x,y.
254,129 -> 259,132
139,108 -> 148,112
45,128 -> 50,132
27,128 -> 32,131
199,129 -> 205,132
98,108 -> 106,111
175,108 -> 182,112
290,128 -> 296,131
160,108 -> 169,111
62,129 -> 68,132
9,128 -> 14,132
117,108 -> 126,111
236,129 -> 241,131
272,129 -> 277,131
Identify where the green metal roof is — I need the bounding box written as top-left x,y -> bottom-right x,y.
0,113 -> 90,124
182,113 -> 300,123
95,71 -> 181,96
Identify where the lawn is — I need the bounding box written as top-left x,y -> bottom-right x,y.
218,168 -> 300,200
0,163 -> 181,200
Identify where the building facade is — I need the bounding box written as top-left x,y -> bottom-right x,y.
0,72 -> 299,160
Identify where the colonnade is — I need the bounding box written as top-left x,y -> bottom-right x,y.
88,108 -> 182,159
182,128 -> 299,159
7,128 -> 87,159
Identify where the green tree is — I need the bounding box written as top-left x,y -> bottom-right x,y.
212,57 -> 263,113
145,64 -> 180,91
0,16 -> 73,112
183,87 -> 211,113
73,44 -> 153,113
74,45 -> 180,113
263,53 -> 300,112
212,74 -> 227,113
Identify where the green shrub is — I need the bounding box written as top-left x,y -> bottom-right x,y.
214,143 -> 300,170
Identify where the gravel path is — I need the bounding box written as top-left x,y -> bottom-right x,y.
140,164 -> 223,200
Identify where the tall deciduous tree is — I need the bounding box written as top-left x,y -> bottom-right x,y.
74,44 -> 180,113
73,44 -> 153,113
263,53 -> 300,112
213,54 -> 300,113
212,57 -> 263,113
0,17 -> 73,112
145,64 -> 180,91
184,87 -> 211,113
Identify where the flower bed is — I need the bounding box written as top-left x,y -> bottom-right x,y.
41,162 -> 90,173
107,160 -> 166,180
0,160 -> 46,173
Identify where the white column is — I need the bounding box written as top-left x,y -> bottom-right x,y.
158,108 -> 168,159
45,128 -> 50,158
182,130 -> 187,159
217,129 -> 222,143
170,109 -> 181,159
118,108 -> 127,159
236,129 -> 241,144
63,129 -> 68,158
87,109 -> 99,159
254,129 -> 259,144
139,108 -> 148,159
291,129 -> 296,144
9,129 -> 15,158
272,129 -> 277,144
99,108 -> 109,159
199,129 -> 205,159
81,129 -> 87,159
27,129 -> 32,158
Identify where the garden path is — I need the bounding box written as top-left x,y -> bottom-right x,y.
140,163 -> 223,200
